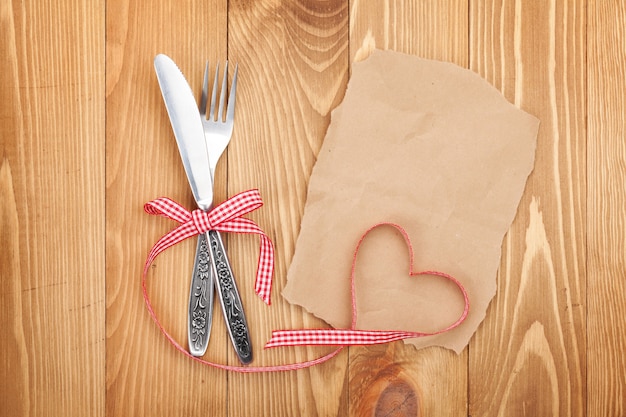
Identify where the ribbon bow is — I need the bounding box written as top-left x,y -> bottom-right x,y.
143,189 -> 274,304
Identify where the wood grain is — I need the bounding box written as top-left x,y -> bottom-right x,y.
226,1 -> 350,415
469,1 -> 587,416
105,0 -> 231,416
0,0 -> 105,416
347,2 -> 469,416
349,0 -> 469,65
588,1 -> 626,415
3,0 -> 626,415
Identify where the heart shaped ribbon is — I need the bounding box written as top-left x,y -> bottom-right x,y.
265,222 -> 469,348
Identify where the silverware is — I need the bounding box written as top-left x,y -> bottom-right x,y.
198,60 -> 252,364
153,54 -> 252,364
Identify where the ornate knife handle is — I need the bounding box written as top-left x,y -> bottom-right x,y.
187,234 -> 214,357
208,229 -> 253,364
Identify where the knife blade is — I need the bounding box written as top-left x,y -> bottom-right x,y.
154,54 -> 215,357
154,55 -> 213,210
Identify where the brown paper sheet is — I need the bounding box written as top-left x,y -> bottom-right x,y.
282,50 -> 539,353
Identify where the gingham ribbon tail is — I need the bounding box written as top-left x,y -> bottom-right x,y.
265,329 -> 434,347
143,189 -> 274,304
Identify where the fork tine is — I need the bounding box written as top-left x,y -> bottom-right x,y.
200,60 -> 209,117
217,61 -> 229,122
226,64 -> 238,122
209,62 -> 219,121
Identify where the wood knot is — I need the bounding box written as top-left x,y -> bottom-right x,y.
374,379 -> 419,417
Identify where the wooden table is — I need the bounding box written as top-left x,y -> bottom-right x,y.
2,1 -> 625,415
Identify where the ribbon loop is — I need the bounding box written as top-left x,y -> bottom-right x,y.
208,189 -> 263,225
144,197 -> 191,223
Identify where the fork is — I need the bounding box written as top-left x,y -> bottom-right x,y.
188,61 -> 253,364
202,61 -> 237,164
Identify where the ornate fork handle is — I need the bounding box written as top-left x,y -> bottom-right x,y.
208,229 -> 253,364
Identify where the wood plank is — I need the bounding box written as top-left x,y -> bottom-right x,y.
105,1 -> 230,415
350,0 -> 469,64
587,1 -> 626,415
226,1 -> 351,415
0,1 -> 105,416
468,1 -> 586,416
348,1 -> 469,416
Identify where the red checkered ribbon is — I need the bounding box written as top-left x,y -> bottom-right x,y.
264,223 -> 469,349
142,219 -> 468,373
143,189 -> 274,304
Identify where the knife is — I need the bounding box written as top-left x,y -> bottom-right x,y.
154,54 -> 252,363
154,54 -> 215,357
